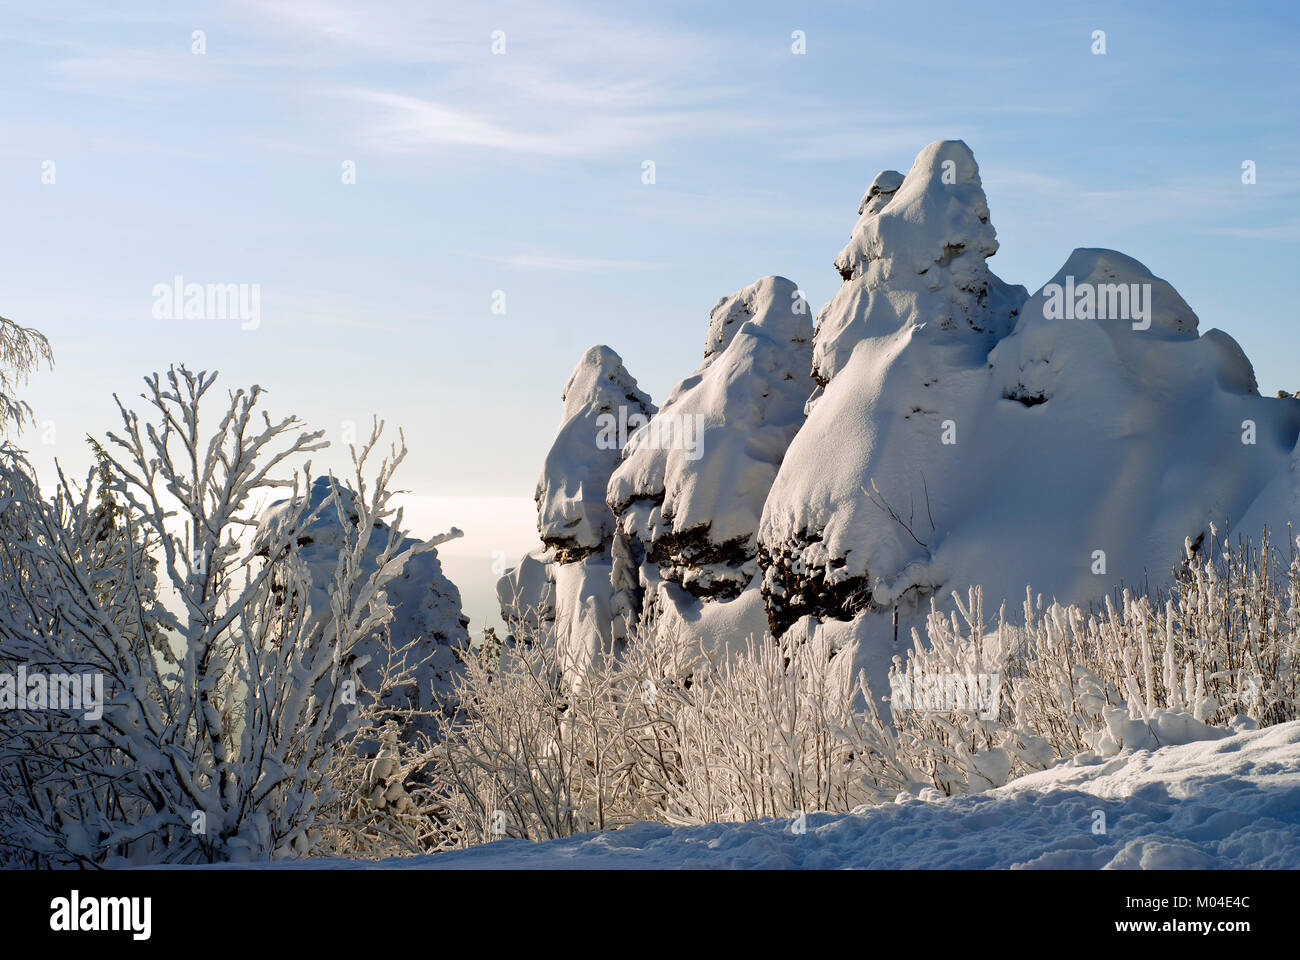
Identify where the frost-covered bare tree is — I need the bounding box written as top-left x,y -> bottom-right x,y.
0,315 -> 53,434
0,445 -> 167,866
0,365 -> 449,865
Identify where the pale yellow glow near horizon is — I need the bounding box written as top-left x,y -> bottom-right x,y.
393,495 -> 540,634
392,494 -> 538,558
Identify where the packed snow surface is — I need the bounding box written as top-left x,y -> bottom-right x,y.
261,720 -> 1300,869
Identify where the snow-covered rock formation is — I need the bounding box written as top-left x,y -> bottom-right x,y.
499,346 -> 655,684
256,476 -> 470,740
537,345 -> 655,562
760,140 -> 1029,640
606,276 -> 813,652
500,139 -> 1300,695
496,548 -> 556,643
759,140 -> 1300,696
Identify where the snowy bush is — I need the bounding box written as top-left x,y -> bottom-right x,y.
0,366 -> 454,865
427,614 -> 628,846
887,528 -> 1299,795
431,527 -> 1300,849
645,626 -> 912,825
427,610 -> 914,845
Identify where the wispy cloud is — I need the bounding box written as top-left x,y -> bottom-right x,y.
477,253 -> 665,273
1199,221 -> 1300,241
45,52 -> 197,100
236,0 -> 843,159
984,167 -> 1300,233
338,89 -> 595,156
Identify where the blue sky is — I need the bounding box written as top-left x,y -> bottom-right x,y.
1,0 -> 1296,634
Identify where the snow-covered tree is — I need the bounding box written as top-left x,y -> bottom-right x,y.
0,365 -> 455,865
0,314 -> 53,435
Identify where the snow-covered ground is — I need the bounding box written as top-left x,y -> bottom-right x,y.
277,720 -> 1300,869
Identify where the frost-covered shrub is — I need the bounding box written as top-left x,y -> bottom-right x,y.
428,613 -> 636,846
884,589 -> 1050,796
432,529 -> 1300,848
0,367 -> 452,866
887,529 -> 1300,795
427,611 -> 913,845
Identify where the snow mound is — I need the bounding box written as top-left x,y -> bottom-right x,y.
255,476 -> 470,740
1037,247 -> 1199,337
